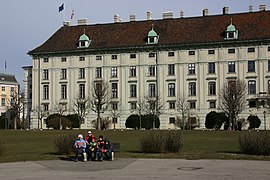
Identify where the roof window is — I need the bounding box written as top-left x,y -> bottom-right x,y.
147,25 -> 159,44
78,30 -> 91,48
224,19 -> 238,40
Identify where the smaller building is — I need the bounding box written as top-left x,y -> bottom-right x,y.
0,73 -> 19,128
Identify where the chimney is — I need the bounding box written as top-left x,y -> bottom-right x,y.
249,5 -> 253,12
163,11 -> 173,19
203,9 -> 209,16
114,14 -> 121,23
63,21 -> 70,26
223,6 -> 229,15
147,11 -> 153,20
77,18 -> 87,25
259,4 -> 266,11
180,11 -> 184,18
130,14 -> 136,22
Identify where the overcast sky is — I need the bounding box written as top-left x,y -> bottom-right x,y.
0,0 -> 270,88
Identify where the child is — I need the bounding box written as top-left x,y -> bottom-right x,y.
87,137 -> 97,161
74,134 -> 87,162
95,135 -> 105,161
103,138 -> 113,161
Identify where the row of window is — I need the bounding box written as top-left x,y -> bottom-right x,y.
42,60 -> 262,81
0,87 -> 15,92
43,46 -> 270,63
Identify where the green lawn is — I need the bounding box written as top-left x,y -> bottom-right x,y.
0,129 -> 269,163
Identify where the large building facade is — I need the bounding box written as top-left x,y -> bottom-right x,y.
28,6 -> 270,129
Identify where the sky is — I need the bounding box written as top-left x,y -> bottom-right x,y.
0,0 -> 270,90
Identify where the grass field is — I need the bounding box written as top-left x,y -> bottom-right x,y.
0,129 -> 270,163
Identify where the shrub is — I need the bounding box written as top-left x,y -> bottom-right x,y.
0,137 -> 6,157
140,131 -> 183,153
91,117 -> 111,129
54,133 -> 77,155
125,115 -> 140,129
142,114 -> 160,129
66,114 -> 80,128
0,116 -> 5,129
247,115 -> 261,130
239,132 -> 270,156
205,111 -> 227,130
164,131 -> 183,153
46,114 -> 72,129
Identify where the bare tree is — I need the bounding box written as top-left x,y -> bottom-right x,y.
7,91 -> 23,130
145,95 -> 163,129
73,95 -> 90,129
108,100 -> 122,130
32,105 -> 49,129
53,103 -> 67,130
219,79 -> 247,130
176,95 -> 189,129
90,80 -> 110,130
133,97 -> 146,129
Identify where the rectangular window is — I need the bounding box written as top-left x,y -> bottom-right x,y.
248,47 -> 255,53
249,100 -> 256,108
188,63 -> 195,75
168,64 -> 175,75
130,84 -> 137,97
43,58 -> 49,63
130,54 -> 136,59
113,117 -> 118,124
96,55 -> 102,60
43,69 -> 49,80
1,98 -> 5,106
228,48 -> 235,54
228,61 -> 235,73
149,53 -> 155,58
188,50 -> 195,55
168,83 -> 175,97
248,80 -> 256,94
44,104 -> 49,111
189,82 -> 196,96
112,55 -> 117,60
1,87 -> 5,91
208,62 -> 215,74
130,102 -> 137,110
169,102 -> 175,109
79,56 -> 85,61
61,69 -> 67,79
248,60 -> 255,72
268,47 -> 270,52
79,57 -> 85,61
61,57 -> 66,62
149,65 -> 155,76
208,50 -> 215,54
268,80 -> 270,94
112,83 -> 118,98
96,67 -> 102,78
61,84 -> 67,99
111,67 -> 117,77
149,84 -> 156,97
79,84 -> 85,99
190,101 -> 196,109
79,68 -> 85,79
168,51 -> 175,57
11,87 -> 14,92
208,82 -> 216,95
169,117 -> 176,124
268,60 -> 270,71
112,102 -> 118,110
209,101 -> 216,108
130,66 -> 136,77
43,85 -> 49,99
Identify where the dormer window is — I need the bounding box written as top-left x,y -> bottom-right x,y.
78,31 -> 91,48
225,20 -> 238,40
147,25 -> 159,44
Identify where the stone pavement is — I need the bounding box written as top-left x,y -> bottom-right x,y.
0,158 -> 270,180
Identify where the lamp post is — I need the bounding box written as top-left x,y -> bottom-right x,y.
263,111 -> 266,130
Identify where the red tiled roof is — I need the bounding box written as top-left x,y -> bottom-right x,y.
29,11 -> 270,55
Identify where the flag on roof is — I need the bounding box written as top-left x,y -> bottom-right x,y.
71,9 -> 74,19
59,3 -> 64,12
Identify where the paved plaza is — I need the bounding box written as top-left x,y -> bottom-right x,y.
1,158 -> 270,180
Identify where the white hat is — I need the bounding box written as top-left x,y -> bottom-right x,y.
78,134 -> 83,139
88,131 -> 92,134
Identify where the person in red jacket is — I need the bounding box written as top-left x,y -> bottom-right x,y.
85,131 -> 95,161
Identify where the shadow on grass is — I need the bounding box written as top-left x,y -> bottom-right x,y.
218,150 -> 242,155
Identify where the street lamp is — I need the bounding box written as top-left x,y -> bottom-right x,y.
263,111 -> 266,130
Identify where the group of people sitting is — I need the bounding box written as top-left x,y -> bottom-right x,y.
74,131 -> 113,162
